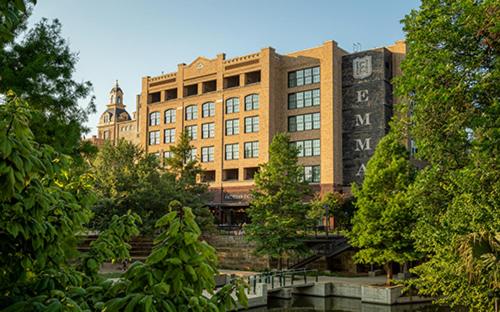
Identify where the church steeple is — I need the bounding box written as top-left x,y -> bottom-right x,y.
108,80 -> 124,108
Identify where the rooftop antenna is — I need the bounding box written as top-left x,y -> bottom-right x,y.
353,42 -> 362,52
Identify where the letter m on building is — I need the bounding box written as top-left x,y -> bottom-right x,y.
354,138 -> 371,151
354,113 -> 371,127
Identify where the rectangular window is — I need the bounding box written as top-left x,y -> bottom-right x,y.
288,113 -> 320,132
188,148 -> 197,161
202,122 -> 215,139
185,125 -> 197,140
164,128 -> 176,143
225,98 -> 239,114
303,165 -> 320,183
201,146 -> 214,163
148,131 -> 160,145
288,66 -> 320,88
225,119 -> 239,136
225,143 -> 239,160
244,94 -> 259,111
149,112 -> 160,126
164,109 -> 176,124
288,89 -> 320,109
185,105 -> 198,120
244,141 -> 259,158
291,139 -> 320,157
202,102 -> 215,117
163,151 -> 172,159
244,116 -> 259,133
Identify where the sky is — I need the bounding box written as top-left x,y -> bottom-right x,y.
27,0 -> 420,135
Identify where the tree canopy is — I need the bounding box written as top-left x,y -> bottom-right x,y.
164,131 -> 214,232
0,17 -> 95,156
245,133 -> 311,268
396,0 -> 500,309
91,139 -> 170,233
347,131 -> 418,285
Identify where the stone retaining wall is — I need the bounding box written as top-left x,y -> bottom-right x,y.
203,235 -> 269,271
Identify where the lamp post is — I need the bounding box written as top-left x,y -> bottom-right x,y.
324,204 -> 329,238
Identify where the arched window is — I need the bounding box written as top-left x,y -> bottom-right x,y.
149,111 -> 160,126
110,95 -> 114,103
244,94 -> 259,111
117,96 -> 121,104
202,102 -> 215,117
164,109 -> 176,124
185,105 -> 198,120
225,97 -> 239,114
103,114 -> 110,123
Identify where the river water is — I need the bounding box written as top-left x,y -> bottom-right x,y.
251,296 -> 458,312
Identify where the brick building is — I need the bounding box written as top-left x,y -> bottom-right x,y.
96,39 -> 406,224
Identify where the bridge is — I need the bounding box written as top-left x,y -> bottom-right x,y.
244,268 -> 319,299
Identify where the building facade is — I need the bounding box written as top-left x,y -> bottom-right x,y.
96,40 -> 406,223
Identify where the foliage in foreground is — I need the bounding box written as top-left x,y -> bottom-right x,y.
102,201 -> 247,312
397,0 -> 500,309
0,92 -> 94,310
245,133 -> 311,268
0,94 -> 245,311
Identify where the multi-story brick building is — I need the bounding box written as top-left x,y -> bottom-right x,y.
96,39 -> 406,224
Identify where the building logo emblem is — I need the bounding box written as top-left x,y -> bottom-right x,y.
196,62 -> 204,70
353,56 -> 372,79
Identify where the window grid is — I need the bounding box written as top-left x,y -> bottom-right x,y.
164,128 -> 176,143
185,125 -> 197,140
244,116 -> 259,133
164,109 -> 176,124
244,94 -> 259,111
288,66 -> 320,88
291,139 -> 320,157
225,119 -> 239,136
202,102 -> 215,118
201,146 -> 214,163
187,148 -> 197,161
288,113 -> 320,132
225,98 -> 240,114
202,123 -> 215,139
288,89 -> 320,109
303,165 -> 320,183
148,131 -> 160,145
244,141 -> 259,158
185,105 -> 198,120
149,112 -> 160,126
225,143 -> 239,160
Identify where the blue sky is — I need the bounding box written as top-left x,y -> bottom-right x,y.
27,0 -> 420,135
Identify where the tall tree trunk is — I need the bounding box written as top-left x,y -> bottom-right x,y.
384,262 -> 393,286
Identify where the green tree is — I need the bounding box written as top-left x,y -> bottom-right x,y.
80,211 -> 141,280
102,201 -> 247,312
396,0 -> 500,309
0,18 -> 95,156
308,192 -> 355,233
0,92 -> 95,310
165,131 -> 214,232
91,139 -> 170,233
245,133 -> 311,269
0,0 -> 35,46
347,131 -> 417,285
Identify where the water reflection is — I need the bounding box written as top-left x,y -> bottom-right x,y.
250,296 -> 457,312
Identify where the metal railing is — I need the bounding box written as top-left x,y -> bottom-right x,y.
246,268 -> 318,294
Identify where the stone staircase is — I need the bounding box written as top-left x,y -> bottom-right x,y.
77,235 -> 154,261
